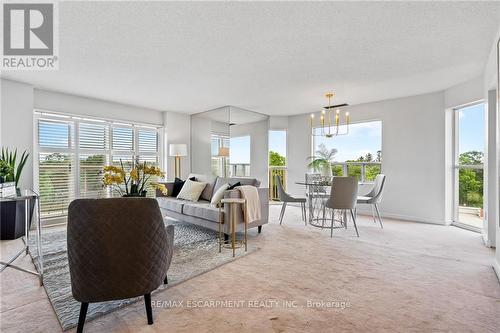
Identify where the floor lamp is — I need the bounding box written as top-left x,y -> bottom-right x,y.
169,144 -> 187,179
218,147 -> 229,178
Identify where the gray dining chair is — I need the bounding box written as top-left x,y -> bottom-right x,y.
356,174 -> 386,228
324,177 -> 359,237
275,175 -> 307,225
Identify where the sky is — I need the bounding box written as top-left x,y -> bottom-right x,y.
458,103 -> 485,155
230,136 -> 251,164
314,121 -> 382,162
269,130 -> 287,156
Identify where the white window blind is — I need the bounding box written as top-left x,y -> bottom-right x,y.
35,112 -> 163,220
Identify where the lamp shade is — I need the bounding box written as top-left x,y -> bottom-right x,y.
169,144 -> 187,157
218,147 -> 229,157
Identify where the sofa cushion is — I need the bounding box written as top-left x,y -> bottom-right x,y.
182,201 -> 220,222
172,177 -> 195,197
213,177 -> 229,194
228,177 -> 260,187
188,173 -> 218,201
156,197 -> 185,214
177,179 -> 207,202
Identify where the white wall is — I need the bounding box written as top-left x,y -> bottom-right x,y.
287,92 -> 447,224
1,80 -> 195,189
34,89 -> 163,125
164,111 -> 191,180
444,76 -> 484,109
190,115 -> 213,176
0,79 -> 34,190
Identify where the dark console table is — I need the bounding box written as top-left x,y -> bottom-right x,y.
0,190 -> 44,285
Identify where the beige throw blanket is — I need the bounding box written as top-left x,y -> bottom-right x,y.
238,185 -> 261,223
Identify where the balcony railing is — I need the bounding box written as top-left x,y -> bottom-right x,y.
230,163 -> 250,177
331,162 -> 381,183
269,166 -> 287,201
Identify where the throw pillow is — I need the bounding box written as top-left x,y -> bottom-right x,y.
210,183 -> 229,207
177,179 -> 208,202
227,182 -> 241,190
172,177 -> 195,197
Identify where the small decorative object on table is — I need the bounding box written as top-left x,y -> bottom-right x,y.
101,158 -> 167,197
1,147 -> 33,240
218,198 -> 247,257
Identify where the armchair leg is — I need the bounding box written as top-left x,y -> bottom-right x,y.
144,293 -> 153,325
164,274 -> 168,284
77,302 -> 89,333
258,225 -> 262,233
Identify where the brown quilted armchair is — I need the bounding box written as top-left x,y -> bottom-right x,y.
67,198 -> 174,333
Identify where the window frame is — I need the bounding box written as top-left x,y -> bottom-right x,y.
311,119 -> 383,183
33,110 -> 164,223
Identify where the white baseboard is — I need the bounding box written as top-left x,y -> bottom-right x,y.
356,209 -> 449,226
282,203 -> 449,226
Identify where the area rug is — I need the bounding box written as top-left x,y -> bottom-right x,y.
29,220 -> 257,331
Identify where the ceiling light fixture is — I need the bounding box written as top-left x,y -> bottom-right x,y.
311,93 -> 349,138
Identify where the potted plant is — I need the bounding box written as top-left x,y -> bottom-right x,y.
308,143 -> 337,177
0,148 -> 29,193
0,148 -> 33,240
101,158 -> 167,197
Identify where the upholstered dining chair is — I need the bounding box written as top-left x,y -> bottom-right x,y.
324,177 -> 359,237
356,174 -> 386,229
275,175 -> 307,225
67,198 -> 174,333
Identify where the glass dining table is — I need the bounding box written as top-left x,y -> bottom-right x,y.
295,179 -> 349,229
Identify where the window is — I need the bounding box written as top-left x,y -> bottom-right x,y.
453,103 -> 485,230
269,130 -> 287,200
269,130 -> 286,166
35,112 -> 162,222
312,120 -> 382,182
211,133 -> 229,177
230,136 -> 250,177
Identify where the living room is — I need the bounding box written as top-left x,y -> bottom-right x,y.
1,1 -> 499,332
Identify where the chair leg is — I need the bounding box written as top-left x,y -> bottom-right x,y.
164,274 -> 168,284
144,293 -> 153,325
302,203 -> 307,225
350,209 -> 359,237
77,302 -> 89,333
374,204 -> 383,229
371,205 -> 377,223
300,202 -> 304,221
279,202 -> 287,225
330,209 -> 334,238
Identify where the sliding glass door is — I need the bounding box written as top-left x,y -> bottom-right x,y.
453,103 -> 485,231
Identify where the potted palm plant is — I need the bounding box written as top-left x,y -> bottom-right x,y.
0,148 -> 33,240
308,143 -> 337,177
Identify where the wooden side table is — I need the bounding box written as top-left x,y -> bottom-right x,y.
218,198 -> 247,257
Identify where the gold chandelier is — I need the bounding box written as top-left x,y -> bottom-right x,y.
311,93 -> 349,138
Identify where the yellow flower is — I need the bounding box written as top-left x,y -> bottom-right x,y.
130,168 -> 139,181
152,183 -> 168,196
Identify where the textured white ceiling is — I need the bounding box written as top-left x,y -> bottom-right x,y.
2,1 -> 500,115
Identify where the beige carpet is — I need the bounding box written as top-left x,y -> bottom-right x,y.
1,204 -> 499,332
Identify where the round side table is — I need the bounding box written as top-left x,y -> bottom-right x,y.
218,198 -> 247,257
